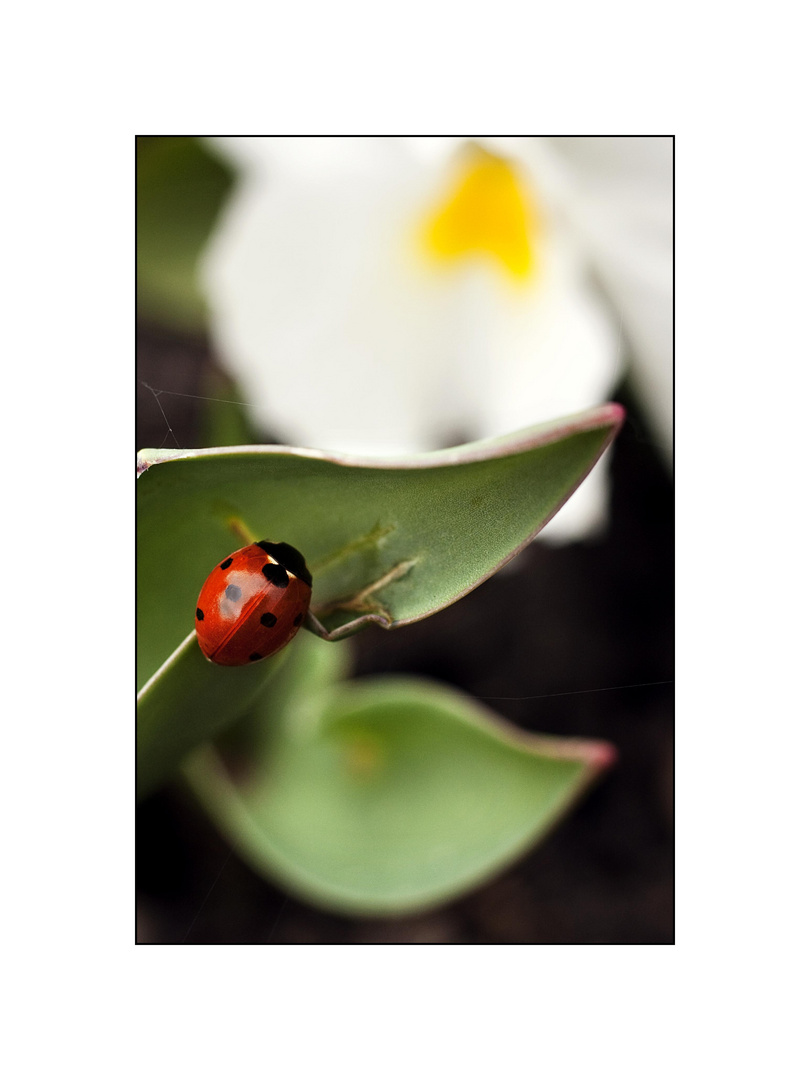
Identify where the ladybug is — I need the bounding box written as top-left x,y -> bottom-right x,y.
195,540 -> 312,666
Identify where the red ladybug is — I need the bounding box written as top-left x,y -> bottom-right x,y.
195,540 -> 312,666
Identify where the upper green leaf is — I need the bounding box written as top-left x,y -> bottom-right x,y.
137,404 -> 623,690
137,632 -> 289,801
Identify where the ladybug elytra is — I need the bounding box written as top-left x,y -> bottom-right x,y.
195,540 -> 312,666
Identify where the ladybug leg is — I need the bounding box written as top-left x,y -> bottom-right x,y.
225,516 -> 257,546
312,559 -> 416,617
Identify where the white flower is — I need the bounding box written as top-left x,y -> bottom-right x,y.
201,137 -> 672,541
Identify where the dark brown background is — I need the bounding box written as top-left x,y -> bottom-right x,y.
136,322 -> 673,945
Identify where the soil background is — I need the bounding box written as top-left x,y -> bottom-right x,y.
136,323 -> 674,945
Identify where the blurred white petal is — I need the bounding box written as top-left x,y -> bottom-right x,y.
202,137 -> 671,541
544,136 -> 673,463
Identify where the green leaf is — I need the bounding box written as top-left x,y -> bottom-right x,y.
199,369 -> 258,449
183,640 -> 615,915
137,632 -> 289,801
137,404 -> 623,690
137,136 -> 234,332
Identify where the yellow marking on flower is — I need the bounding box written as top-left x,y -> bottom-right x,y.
424,145 -> 539,281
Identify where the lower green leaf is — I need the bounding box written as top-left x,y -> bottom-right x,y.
183,645 -> 614,916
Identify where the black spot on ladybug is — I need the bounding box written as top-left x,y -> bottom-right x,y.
293,612 -> 304,626
196,608 -> 204,621
260,612 -> 277,628
220,557 -> 233,570
249,652 -> 263,662
262,562 -> 289,588
225,584 -> 242,601
256,541 -> 313,588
